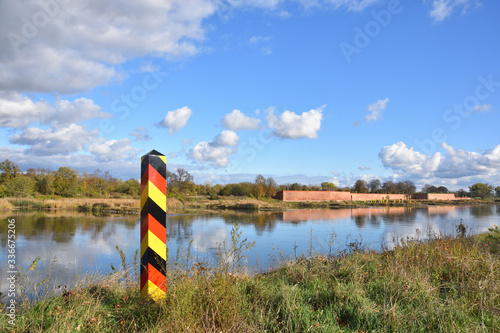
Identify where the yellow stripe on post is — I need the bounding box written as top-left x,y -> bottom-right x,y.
140,230 -> 167,261
140,180 -> 167,211
140,149 -> 167,301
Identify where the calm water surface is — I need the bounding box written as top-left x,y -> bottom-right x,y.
1,205 -> 499,299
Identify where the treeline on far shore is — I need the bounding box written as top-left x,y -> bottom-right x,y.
1,159 -> 500,200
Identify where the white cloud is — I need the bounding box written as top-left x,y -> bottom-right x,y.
225,0 -> 284,9
0,45 -> 118,94
0,92 -> 110,127
358,165 -> 371,170
222,109 -> 261,131
429,0 -> 480,22
467,104 -> 492,114
157,106 -> 193,135
379,141 -> 500,181
0,147 -> 138,179
139,62 -> 160,73
247,36 -> 273,55
9,124 -> 99,156
88,138 -> 139,162
188,130 -> 240,167
0,0 -> 217,93
51,97 -> 111,126
0,92 -> 53,127
365,98 -> 388,122
249,36 -> 272,44
213,130 -> 240,147
266,106 -> 324,139
188,142 -> 235,167
379,142 -> 441,177
260,47 -> 273,55
0,0 -> 404,95
435,143 -> 500,179
323,0 -> 380,11
130,127 -> 152,141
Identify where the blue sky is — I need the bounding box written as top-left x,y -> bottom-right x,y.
0,0 -> 499,190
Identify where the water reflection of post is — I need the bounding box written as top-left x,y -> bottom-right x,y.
140,150 -> 167,301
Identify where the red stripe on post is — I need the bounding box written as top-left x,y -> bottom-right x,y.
147,263 -> 167,292
140,213 -> 167,243
147,164 -> 167,195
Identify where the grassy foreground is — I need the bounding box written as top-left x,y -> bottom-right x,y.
2,225 -> 499,332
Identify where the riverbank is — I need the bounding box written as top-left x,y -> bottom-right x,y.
0,196 -> 496,215
2,225 -> 499,332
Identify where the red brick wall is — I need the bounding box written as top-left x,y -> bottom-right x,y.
350,193 -> 406,201
329,191 -> 353,201
412,193 -> 466,200
428,193 -> 458,200
276,191 -> 467,202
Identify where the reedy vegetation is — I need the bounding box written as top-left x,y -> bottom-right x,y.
1,225 -> 499,332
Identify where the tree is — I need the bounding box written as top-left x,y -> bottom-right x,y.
436,186 -> 448,193
397,181 -> 416,195
496,186 -> 500,197
321,182 -> 336,191
456,189 -> 470,197
252,175 -> 267,198
35,172 -> 55,195
381,181 -> 397,194
220,183 -> 251,197
368,179 -> 381,193
469,183 -> 493,199
53,167 -> 79,197
166,168 -> 194,194
423,184 -> 448,193
6,176 -> 35,197
0,159 -> 21,184
265,177 -> 277,197
352,180 -> 368,193
422,184 -> 437,193
81,170 -> 103,197
119,179 -> 140,197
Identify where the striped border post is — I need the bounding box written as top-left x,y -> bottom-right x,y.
140,149 -> 167,301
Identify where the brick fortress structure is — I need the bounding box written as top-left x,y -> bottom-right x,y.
275,190 -> 469,202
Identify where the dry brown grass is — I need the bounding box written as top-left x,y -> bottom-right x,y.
0,198 -> 13,210
41,198 -> 139,213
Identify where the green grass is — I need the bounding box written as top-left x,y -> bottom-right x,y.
2,225 -> 499,332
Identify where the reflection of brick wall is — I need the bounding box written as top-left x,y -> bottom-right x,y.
282,207 -> 408,222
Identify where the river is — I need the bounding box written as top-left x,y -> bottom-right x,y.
1,205 -> 499,300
